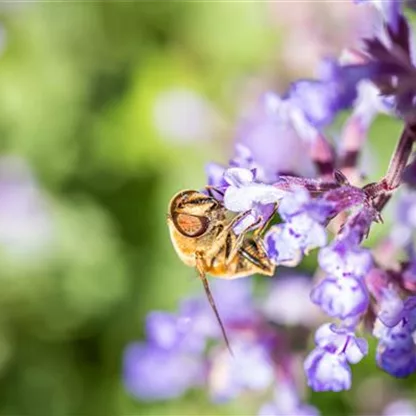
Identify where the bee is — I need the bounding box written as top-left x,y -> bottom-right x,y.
167,189 -> 275,352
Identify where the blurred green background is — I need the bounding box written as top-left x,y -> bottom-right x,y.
0,2 -> 411,416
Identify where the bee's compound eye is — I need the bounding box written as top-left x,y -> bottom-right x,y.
174,213 -> 209,237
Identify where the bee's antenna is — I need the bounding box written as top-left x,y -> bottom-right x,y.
199,272 -> 234,356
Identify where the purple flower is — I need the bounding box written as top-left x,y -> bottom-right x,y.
315,323 -> 368,364
258,382 -> 320,416
265,91 -> 321,144
377,287 -> 405,327
222,167 -> 285,234
376,329 -> 416,377
265,188 -> 334,267
262,275 -> 321,327
305,324 -> 368,391
287,59 -> 374,128
208,339 -> 274,402
392,191 -> 416,246
318,239 -> 373,279
264,224 -> 303,267
351,81 -> 393,129
373,300 -> 416,377
205,144 -> 274,199
279,188 -> 329,250
123,343 -> 204,401
237,99 -> 315,179
383,399 -> 416,416
358,10 -> 415,120
355,0 -> 403,34
310,276 -> 369,319
179,278 -> 257,342
304,348 -> 352,392
223,167 -> 286,213
0,157 -> 53,256
146,310 -> 206,354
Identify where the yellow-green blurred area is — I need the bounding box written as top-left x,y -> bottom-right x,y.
0,2 -> 411,416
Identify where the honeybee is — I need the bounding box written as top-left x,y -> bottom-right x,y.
167,189 -> 275,352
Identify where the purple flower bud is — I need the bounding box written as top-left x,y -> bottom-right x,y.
304,347 -> 352,392
230,143 -> 255,169
123,343 -> 204,401
311,276 -> 369,319
377,287 -> 405,327
374,315 -> 416,377
206,162 -> 227,189
403,296 -> 416,331
376,342 -> 416,377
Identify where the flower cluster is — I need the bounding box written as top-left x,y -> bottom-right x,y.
124,277 -> 321,414
125,0 -> 416,412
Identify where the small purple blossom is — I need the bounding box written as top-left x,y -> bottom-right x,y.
305,324 -> 368,391
383,399 -> 416,416
258,382 -> 320,416
0,157 -> 53,257
123,343 -> 204,401
318,239 -> 373,279
374,297 -> 416,377
310,276 -> 369,319
265,188 -> 330,265
262,275 -> 321,327
208,339 -> 274,402
377,287 -> 405,327
287,58 -> 376,128
304,348 -> 352,392
223,167 -> 286,213
265,224 -> 303,266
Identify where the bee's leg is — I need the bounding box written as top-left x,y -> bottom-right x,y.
253,203 -> 279,238
195,252 -> 233,355
223,210 -> 255,232
204,185 -> 224,198
224,215 -> 263,265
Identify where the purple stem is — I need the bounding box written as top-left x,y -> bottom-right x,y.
309,133 -> 336,180
273,175 -> 339,195
372,123 -> 416,210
